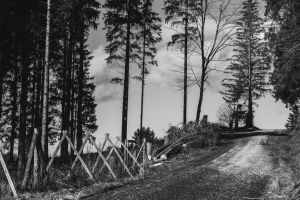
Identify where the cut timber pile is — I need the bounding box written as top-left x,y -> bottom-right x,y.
153,133 -> 196,160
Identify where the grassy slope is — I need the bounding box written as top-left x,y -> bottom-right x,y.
267,130 -> 300,199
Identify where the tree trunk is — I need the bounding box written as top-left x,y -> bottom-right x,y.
245,22 -> 253,128
27,63 -> 37,154
70,57 -> 75,157
21,128 -> 38,189
229,120 -> 233,129
0,70 -> 3,134
140,24 -> 146,131
17,0 -> 30,180
60,36 -> 69,159
41,0 -> 51,161
195,67 -> 206,124
121,0 -> 131,144
61,30 -> 73,159
34,59 -> 44,184
9,66 -> 18,163
18,58 -> 29,180
77,27 -> 85,151
183,0 -> 188,126
196,8 -> 206,125
295,0 -> 300,27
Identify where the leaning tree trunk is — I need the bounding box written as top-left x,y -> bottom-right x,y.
121,0 -> 131,144
195,65 -> 206,124
195,13 -> 206,125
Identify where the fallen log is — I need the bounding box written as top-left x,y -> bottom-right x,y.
154,133 -> 196,159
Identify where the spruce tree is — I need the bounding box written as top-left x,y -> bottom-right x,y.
221,0 -> 271,128
138,0 -> 162,130
103,0 -> 142,143
266,0 -> 300,106
285,105 -> 299,130
164,0 -> 198,126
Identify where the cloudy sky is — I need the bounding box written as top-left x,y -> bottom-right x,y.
86,0 -> 289,142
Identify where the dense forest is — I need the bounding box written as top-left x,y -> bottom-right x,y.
0,0 -> 300,194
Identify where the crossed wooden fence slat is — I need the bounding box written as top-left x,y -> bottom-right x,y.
1,131 -> 147,198
0,149 -> 18,198
46,131 -> 146,181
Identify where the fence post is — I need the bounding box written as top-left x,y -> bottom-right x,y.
146,142 -> 152,161
143,138 -> 148,172
33,146 -> 38,188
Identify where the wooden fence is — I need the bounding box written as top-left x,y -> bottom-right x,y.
46,132 -> 147,181
2,132 -> 150,198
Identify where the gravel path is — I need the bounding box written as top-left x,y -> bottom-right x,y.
83,136 -> 273,200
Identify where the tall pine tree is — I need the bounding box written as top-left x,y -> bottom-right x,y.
221,0 -> 271,128
138,0 -> 162,130
103,0 -> 142,143
164,0 -> 197,126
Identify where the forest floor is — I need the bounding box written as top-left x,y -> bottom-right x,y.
17,132 -> 297,200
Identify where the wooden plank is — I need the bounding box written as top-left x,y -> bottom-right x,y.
106,136 -> 133,178
65,135 -> 94,180
119,140 -> 145,174
91,137 -> 108,173
46,130 -> 68,171
71,134 -> 91,169
88,137 -> 117,180
0,152 -> 18,198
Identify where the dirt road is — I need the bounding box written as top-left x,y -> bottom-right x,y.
82,136 -> 294,200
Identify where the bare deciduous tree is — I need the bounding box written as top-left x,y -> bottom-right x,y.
188,0 -> 238,123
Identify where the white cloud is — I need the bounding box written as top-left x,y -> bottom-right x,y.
90,45 -> 122,103
147,47 -> 182,89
